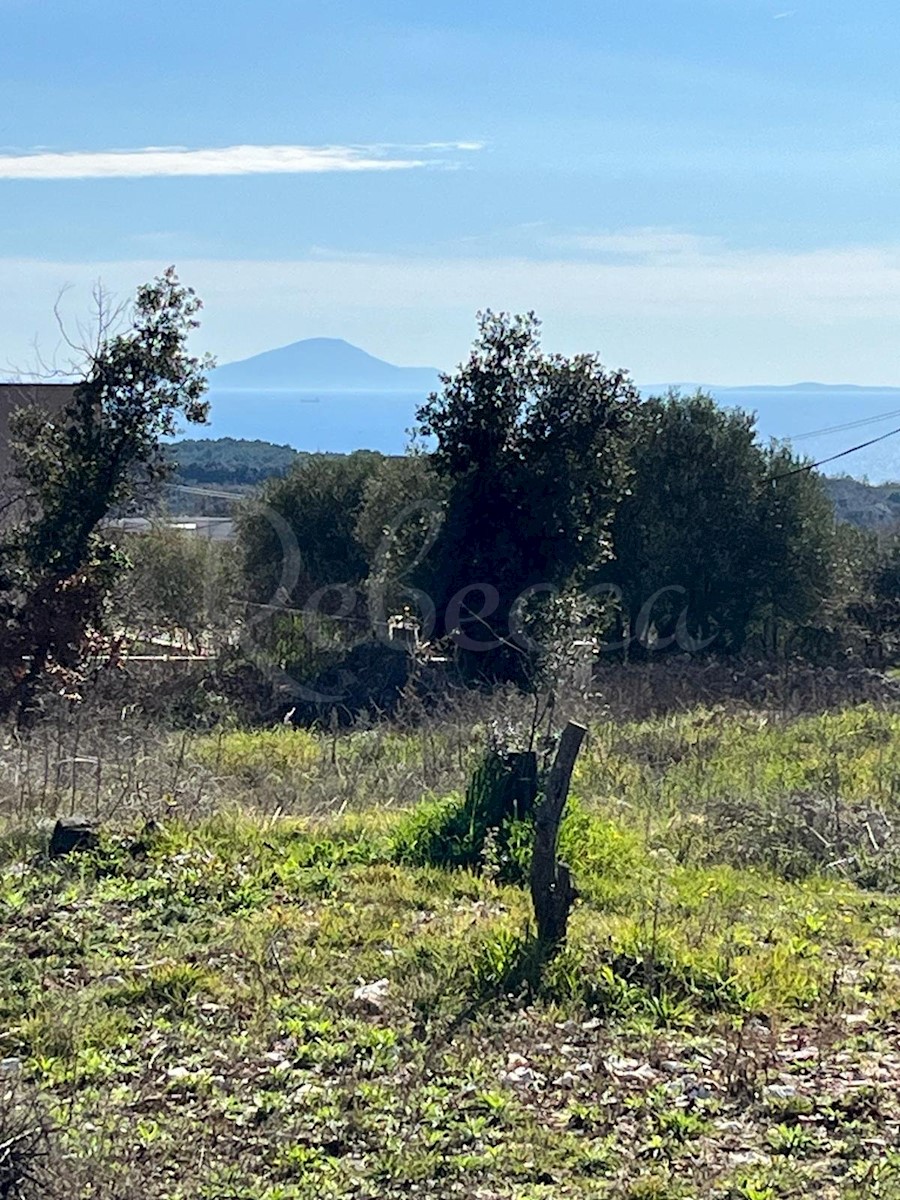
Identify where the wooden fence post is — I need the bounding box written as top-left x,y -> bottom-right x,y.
529,721 -> 587,950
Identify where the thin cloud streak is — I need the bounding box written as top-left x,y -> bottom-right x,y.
547,228 -> 723,259
0,142 -> 480,180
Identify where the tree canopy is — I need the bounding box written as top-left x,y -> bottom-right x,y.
415,311 -> 642,673
0,268 -> 211,717
606,391 -> 835,654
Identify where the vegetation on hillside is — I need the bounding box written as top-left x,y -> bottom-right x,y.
165,439 -> 900,538
825,476 -> 900,530
171,437 -> 302,486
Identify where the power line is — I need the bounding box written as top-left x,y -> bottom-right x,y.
787,407 -> 900,443
771,424 -> 900,482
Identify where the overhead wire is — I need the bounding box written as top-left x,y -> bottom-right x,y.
769,424 -> 900,482
786,407 -> 900,442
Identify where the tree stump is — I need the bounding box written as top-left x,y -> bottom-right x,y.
49,816 -> 98,859
529,721 -> 587,950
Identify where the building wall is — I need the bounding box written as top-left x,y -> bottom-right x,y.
0,383 -> 75,478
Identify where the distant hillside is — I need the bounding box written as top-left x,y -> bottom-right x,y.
824,475 -> 900,531
210,338 -> 440,393
193,352 -> 900,475
171,437 -> 302,485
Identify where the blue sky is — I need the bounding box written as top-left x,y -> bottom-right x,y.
2,0 -> 899,383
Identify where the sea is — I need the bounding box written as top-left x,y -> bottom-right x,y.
196,385 -> 900,484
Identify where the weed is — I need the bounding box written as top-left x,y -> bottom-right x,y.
467,925 -> 539,998
390,745 -> 537,880
107,962 -> 214,1014
0,1083 -> 54,1199
765,1121 -> 822,1157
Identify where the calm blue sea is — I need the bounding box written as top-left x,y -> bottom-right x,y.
194,385 -> 900,483
199,389 -> 421,455
715,387 -> 900,483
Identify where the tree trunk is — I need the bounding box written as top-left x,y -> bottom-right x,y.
530,721 -> 587,950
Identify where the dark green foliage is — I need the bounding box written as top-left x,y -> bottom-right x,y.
606,392 -> 835,654
171,436 -> 302,486
845,531 -> 900,665
416,311 -> 641,676
108,524 -> 238,652
9,270 -> 210,578
354,454 -> 448,622
234,454 -> 378,705
466,747 -> 538,833
237,453 -> 449,716
286,637 -> 414,726
753,445 -> 837,652
237,451 -> 381,608
0,268 -> 211,718
391,748 -> 538,878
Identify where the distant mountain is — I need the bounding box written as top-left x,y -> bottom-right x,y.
727,382 -> 886,394
210,337 -> 440,393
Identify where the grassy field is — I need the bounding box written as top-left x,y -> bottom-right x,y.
5,700 -> 900,1197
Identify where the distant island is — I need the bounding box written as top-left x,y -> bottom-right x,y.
210,337 -> 440,393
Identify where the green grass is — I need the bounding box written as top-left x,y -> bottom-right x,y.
6,702 -> 900,1196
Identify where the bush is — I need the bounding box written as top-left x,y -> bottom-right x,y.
390,747 -> 537,879
109,524 -> 238,654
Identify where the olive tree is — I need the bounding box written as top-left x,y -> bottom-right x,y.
0,268 -> 211,717
415,311 -> 642,677
605,391 -> 835,655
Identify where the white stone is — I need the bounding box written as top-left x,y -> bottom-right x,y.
501,1064 -> 540,1087
352,978 -> 390,1012
764,1083 -> 797,1101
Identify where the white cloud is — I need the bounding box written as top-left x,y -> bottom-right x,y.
0,142 -> 480,180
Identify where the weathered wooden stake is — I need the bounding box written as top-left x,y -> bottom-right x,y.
529,721 -> 587,950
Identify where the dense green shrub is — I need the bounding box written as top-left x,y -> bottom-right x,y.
391,748 -> 537,878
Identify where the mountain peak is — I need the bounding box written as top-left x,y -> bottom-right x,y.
211,337 -> 440,393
